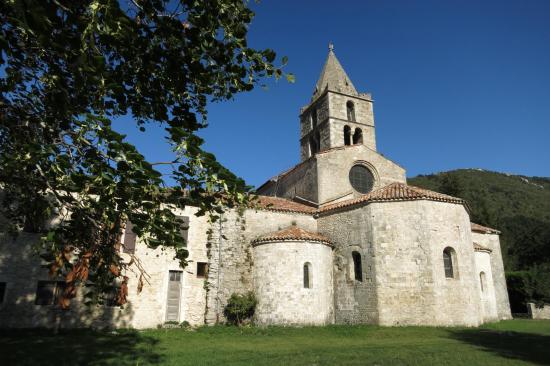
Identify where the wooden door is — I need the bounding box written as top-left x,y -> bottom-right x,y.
166,271 -> 182,322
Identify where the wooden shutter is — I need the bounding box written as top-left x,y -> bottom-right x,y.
123,221 -> 137,254
165,271 -> 182,322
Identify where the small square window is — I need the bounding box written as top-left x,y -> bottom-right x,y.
0,282 -> 6,303
35,281 -> 65,305
197,262 -> 208,278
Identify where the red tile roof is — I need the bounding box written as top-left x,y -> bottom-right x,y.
471,222 -> 501,234
253,195 -> 316,214
252,226 -> 333,246
254,183 -> 470,216
473,242 -> 493,253
319,182 -> 467,213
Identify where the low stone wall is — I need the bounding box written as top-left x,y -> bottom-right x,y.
527,303 -> 550,319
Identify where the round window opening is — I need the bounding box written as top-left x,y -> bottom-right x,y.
349,165 -> 375,194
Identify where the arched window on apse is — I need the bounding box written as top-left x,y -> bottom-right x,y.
352,251 -> 363,282
303,262 -> 312,288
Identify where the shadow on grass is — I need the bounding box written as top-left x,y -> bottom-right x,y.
450,328 -> 550,366
0,328 -> 163,366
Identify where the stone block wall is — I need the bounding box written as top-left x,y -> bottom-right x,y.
316,145 -> 406,204
527,303 -> 550,319
471,231 -> 512,320
204,208 -> 317,324
368,200 -> 483,326
261,159 -> 318,203
318,205 -> 378,324
300,94 -> 330,161
0,205 -> 211,329
0,232 -> 134,329
474,251 -> 499,322
330,119 -> 376,152
253,240 -> 333,325
328,92 -> 375,151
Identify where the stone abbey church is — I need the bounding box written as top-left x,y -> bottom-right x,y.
0,48 -> 511,329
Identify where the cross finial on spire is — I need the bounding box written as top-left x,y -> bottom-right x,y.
328,42 -> 334,52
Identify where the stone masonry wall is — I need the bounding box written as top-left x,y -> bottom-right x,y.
317,205 -> 378,324
253,240 -> 333,325
300,94 -> 330,161
316,145 -> 406,204
269,158 -> 318,203
527,303 -> 550,319
471,231 -> 512,320
474,251 -> 499,322
204,208 -> 317,324
328,92 -> 376,151
0,206 -> 211,329
368,200 -> 483,326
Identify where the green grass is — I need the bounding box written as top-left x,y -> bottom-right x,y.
1,320 -> 549,365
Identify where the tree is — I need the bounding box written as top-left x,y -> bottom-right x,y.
0,0 -> 292,307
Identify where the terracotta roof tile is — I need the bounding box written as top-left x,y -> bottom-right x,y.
252,226 -> 333,246
254,183 -> 471,216
319,182 -> 467,213
471,222 -> 501,234
254,195 -> 316,214
473,242 -> 493,253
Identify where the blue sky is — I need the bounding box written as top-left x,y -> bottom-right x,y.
114,0 -> 550,188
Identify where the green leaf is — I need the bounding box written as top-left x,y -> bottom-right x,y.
286,73 -> 296,83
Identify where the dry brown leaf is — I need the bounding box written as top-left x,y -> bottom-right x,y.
109,264 -> 120,276
137,274 -> 144,294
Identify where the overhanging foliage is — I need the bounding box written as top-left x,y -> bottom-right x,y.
0,0 -> 292,307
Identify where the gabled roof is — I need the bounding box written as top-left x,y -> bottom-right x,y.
471,222 -> 501,235
319,182 -> 467,213
252,226 -> 333,246
473,242 -> 493,253
257,145 -> 405,192
313,46 -> 357,99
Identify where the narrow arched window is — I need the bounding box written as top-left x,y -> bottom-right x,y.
443,247 -> 456,278
315,131 -> 321,152
344,125 -> 351,146
303,262 -> 312,288
480,272 -> 486,292
352,251 -> 363,282
352,128 -> 363,145
309,135 -> 318,156
346,101 -> 355,122
311,109 -> 318,128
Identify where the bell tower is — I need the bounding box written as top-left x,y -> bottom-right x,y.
299,44 -> 376,161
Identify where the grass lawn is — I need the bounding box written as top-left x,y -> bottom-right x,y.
1,319 -> 549,365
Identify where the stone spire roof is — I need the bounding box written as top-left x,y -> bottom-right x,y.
312,44 -> 357,99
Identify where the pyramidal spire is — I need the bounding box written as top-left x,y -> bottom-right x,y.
312,43 -> 357,99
